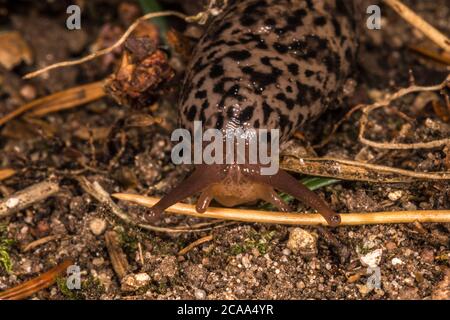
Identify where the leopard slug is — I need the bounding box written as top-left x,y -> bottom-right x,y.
147,0 -> 359,226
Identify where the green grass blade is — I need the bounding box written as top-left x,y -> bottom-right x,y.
138,0 -> 169,40
259,176 -> 340,210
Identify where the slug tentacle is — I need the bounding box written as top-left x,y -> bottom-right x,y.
246,168 -> 341,226
196,189 -> 214,213
145,164 -> 224,221
260,188 -> 292,213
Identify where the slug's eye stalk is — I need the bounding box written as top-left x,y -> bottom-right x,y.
144,164 -> 225,222
246,168 -> 341,227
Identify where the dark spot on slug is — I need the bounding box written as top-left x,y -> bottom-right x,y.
226,50 -> 251,61
239,106 -> 255,123
275,93 -> 295,110
195,90 -> 207,99
215,113 -> 224,129
314,16 -> 327,26
262,102 -> 273,125
186,105 -> 197,122
304,69 -> 314,78
287,63 -> 299,76
273,42 -> 289,54
210,64 -> 224,78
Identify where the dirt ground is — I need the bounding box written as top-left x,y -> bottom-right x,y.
0,0 -> 449,300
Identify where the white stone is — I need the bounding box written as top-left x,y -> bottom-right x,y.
388,190 -> 403,201
121,273 -> 150,292
360,249 -> 383,268
287,228 -> 317,257
391,257 -> 403,266
194,289 -> 206,300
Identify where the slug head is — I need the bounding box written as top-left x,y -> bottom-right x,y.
145,163 -> 341,227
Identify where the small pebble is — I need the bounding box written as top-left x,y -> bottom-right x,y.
388,190 -> 403,201
287,228 -> 317,258
296,281 -> 306,290
391,257 -> 403,266
20,84 -> 36,100
92,257 -> 104,266
89,218 -> 107,236
241,255 -> 251,269
357,284 -> 372,297
121,273 -> 151,292
420,248 -> 434,264
385,241 -> 397,251
194,289 -> 206,300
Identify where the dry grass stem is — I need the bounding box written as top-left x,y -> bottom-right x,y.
22,235 -> 61,252
384,0 -> 450,53
113,193 -> 450,226
0,81 -> 105,126
178,235 -> 213,255
0,169 -> 16,181
281,156 -> 450,183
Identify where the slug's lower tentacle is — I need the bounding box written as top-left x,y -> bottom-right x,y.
261,188 -> 292,213
145,164 -> 223,222
249,169 -> 341,227
196,189 -> 214,213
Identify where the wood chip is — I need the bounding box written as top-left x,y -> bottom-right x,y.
105,230 -> 130,280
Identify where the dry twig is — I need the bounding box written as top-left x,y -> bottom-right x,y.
105,230 -> 130,280
178,235 -> 213,256
359,75 -> 450,149
113,193 -> 450,226
317,73 -> 450,150
409,45 -> 450,65
22,235 -> 61,253
0,180 -> 60,218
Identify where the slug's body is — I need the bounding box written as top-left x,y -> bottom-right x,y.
148,0 -> 359,226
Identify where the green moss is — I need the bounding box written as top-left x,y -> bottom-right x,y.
119,230 -> 138,257
0,224 -> 14,273
57,277 -> 83,300
57,276 -> 105,300
230,229 -> 277,255
357,242 -> 372,255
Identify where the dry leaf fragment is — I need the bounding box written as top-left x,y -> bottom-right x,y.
0,31 -> 33,70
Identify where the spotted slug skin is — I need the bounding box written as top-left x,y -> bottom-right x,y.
179,0 -> 358,142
